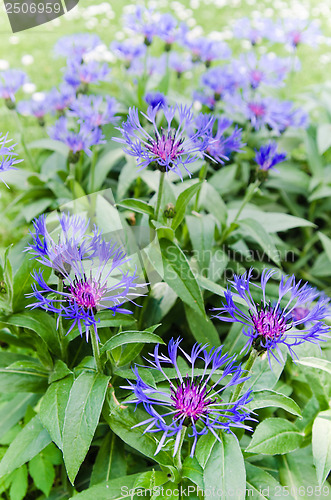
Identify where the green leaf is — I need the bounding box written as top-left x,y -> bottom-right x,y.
171,182 -> 202,231
199,182 -> 227,225
184,304 -> 220,347
278,446 -> 321,499
312,409 -> 331,485
297,357 -> 331,375
246,390 -> 302,417
12,259 -> 51,312
2,310 -> 62,358
29,453 -> 55,496
245,463 -> 283,500
0,416 -> 51,477
91,147 -> 125,191
160,239 -> 205,317
239,218 -> 280,265
9,464 -> 28,500
117,198 -> 154,217
196,433 -> 217,469
318,232 -> 331,263
100,326 -> 163,354
39,375 -> 74,450
72,472 -> 167,500
0,360 -> 48,393
228,208 -> 315,233
203,433 -> 246,500
186,214 -> 215,272
28,138 -> 69,156
0,393 -> 40,439
182,456 -> 204,490
246,418 -> 303,455
63,371 -> 110,484
105,395 -> 174,467
317,123 -> 331,155
90,432 -> 126,486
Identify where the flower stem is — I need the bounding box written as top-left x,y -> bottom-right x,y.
174,426 -> 187,472
219,179 -> 261,245
91,324 -> 103,373
193,162 -> 208,211
155,171 -> 165,221
89,147 -> 97,193
56,278 -> 65,360
13,111 -> 34,169
229,348 -> 259,404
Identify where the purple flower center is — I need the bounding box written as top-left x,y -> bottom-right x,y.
147,130 -> 184,163
250,304 -> 288,339
171,376 -> 214,422
70,275 -> 105,311
248,102 -> 266,117
290,31 -> 302,46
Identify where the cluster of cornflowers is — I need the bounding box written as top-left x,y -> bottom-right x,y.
26,212 -> 145,343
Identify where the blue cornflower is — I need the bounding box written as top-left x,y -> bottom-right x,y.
233,18 -> 276,45
158,14 -> 187,48
48,117 -> 105,157
213,269 -> 330,364
48,84 -> 76,114
144,92 -> 167,109
124,6 -> 158,45
111,40 -> 146,67
0,69 -> 27,104
114,105 -> 214,179
225,93 -> 305,134
255,142 -> 287,172
0,132 -> 23,187
26,213 -> 93,276
204,117 -> 245,165
277,19 -> 321,49
27,213 -> 145,341
201,66 -> 238,100
17,96 -> 50,125
122,338 -> 253,456
185,36 -> 231,65
53,33 -> 102,60
233,53 -> 295,90
64,60 -> 110,90
69,95 -> 119,127
169,51 -> 193,77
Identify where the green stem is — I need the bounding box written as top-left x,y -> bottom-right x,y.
13,111 -> 34,169
193,162 -> 208,211
91,324 -> 103,373
219,179 -> 261,245
89,148 -> 97,193
56,278 -> 65,360
174,426 -> 187,472
155,171 -> 165,221
230,349 -> 259,404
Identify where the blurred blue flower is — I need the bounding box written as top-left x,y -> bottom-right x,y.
213,269 -> 330,364
111,39 -> 146,67
201,66 -> 238,99
185,36 -> 231,65
144,91 -> 167,109
124,6 -> 158,45
169,51 -> 193,76
48,117 -> 105,156
114,105 -> 214,178
278,19 -> 321,48
64,60 -> 110,89
203,117 -> 244,164
48,84 -> 76,114
0,69 -> 27,103
255,142 -> 287,172
233,18 -> 276,45
53,33 -> 102,60
27,214 -> 145,341
122,338 -> 253,456
69,95 -> 119,127
17,97 -> 50,123
0,132 -> 23,187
